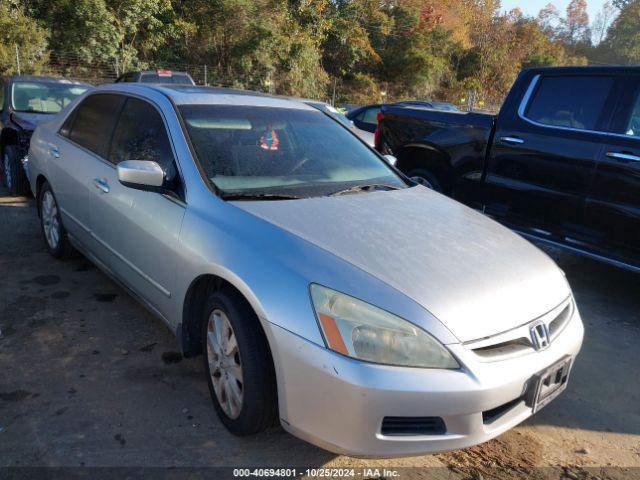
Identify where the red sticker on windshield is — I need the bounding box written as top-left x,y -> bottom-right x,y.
259,127 -> 279,151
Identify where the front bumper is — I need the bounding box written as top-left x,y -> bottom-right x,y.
268,310 -> 584,457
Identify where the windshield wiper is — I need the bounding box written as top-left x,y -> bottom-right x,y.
327,183 -> 403,197
220,192 -> 303,201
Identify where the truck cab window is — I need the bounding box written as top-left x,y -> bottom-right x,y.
626,94 -> 640,138
525,75 -> 614,132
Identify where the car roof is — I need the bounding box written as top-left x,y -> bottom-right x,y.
94,83 -> 316,110
7,75 -> 91,86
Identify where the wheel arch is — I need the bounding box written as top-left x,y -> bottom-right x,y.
0,128 -> 18,150
179,273 -> 272,359
395,144 -> 454,192
35,174 -> 49,216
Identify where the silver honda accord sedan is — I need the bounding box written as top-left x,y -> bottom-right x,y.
27,83 -> 584,457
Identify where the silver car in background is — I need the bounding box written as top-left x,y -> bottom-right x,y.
27,84 -> 583,457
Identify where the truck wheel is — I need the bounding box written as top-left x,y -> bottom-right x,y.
202,288 -> 278,435
407,168 -> 442,192
38,181 -> 75,259
3,145 -> 29,196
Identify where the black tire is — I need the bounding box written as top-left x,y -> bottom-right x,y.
3,144 -> 30,196
407,168 -> 443,192
38,181 -> 75,259
202,288 -> 278,435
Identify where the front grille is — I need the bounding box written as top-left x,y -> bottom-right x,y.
472,337 -> 532,359
482,396 -> 524,424
466,299 -> 574,361
381,417 -> 446,436
548,304 -> 571,339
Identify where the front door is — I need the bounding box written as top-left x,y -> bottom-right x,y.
89,96 -> 185,319
582,76 -> 640,269
484,73 -> 620,243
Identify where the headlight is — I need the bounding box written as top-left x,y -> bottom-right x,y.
310,284 -> 459,369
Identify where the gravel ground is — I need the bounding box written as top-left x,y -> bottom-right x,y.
0,190 -> 639,479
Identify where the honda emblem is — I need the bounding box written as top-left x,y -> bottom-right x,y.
530,321 -> 550,351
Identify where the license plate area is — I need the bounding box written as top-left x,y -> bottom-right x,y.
526,356 -> 572,413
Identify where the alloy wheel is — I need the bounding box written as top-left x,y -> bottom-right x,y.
411,175 -> 434,190
207,308 -> 244,419
41,191 -> 61,250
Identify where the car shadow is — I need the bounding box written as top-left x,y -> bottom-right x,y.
524,244 -> 640,435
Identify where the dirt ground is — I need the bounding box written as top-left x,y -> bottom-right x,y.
1,190 -> 639,479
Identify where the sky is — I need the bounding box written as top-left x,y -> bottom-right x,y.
500,0 -> 606,20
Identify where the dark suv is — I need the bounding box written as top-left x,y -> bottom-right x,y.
115,70 -> 195,85
1,76 -> 90,195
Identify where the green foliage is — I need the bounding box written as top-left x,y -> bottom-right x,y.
2,0 -> 636,104
605,0 -> 640,64
0,0 -> 48,75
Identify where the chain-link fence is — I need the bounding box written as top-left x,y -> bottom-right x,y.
10,48 -> 502,112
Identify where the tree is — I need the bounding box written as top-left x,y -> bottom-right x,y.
605,0 -> 640,63
537,3 -> 562,39
592,1 -> 617,45
0,0 -> 48,75
563,0 -> 591,45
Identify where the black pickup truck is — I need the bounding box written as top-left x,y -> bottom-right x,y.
377,66 -> 640,272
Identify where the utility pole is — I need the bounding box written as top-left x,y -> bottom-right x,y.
331,78 -> 337,106
15,45 -> 21,75
204,65 -> 208,86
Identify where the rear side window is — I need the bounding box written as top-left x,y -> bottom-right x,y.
626,90 -> 640,138
525,76 -> 615,131
67,94 -> 125,157
139,73 -> 193,85
108,97 -> 175,174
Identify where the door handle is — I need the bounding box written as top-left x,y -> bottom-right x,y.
93,178 -> 110,193
606,151 -> 640,163
499,136 -> 525,145
49,148 -> 60,158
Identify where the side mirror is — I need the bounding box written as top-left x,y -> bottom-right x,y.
383,154 -> 397,166
117,160 -> 165,192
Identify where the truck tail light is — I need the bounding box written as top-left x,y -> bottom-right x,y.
374,111 -> 384,150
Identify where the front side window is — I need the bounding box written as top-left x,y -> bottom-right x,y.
11,81 -> 89,114
525,75 -> 615,131
179,105 -> 404,198
109,98 -> 175,169
67,94 -> 125,158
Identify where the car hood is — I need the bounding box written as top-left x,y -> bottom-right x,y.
233,187 -> 570,343
10,111 -> 52,131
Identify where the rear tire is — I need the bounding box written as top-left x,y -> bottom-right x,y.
3,145 -> 29,196
202,288 -> 278,435
407,168 -> 442,192
38,181 -> 75,259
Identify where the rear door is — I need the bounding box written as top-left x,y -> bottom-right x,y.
582,75 -> 640,268
484,73 -> 620,243
49,93 -> 125,247
89,95 -> 185,319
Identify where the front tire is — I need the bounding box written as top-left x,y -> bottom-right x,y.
407,168 -> 443,192
3,145 -> 29,196
202,289 -> 278,435
38,181 -> 75,259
